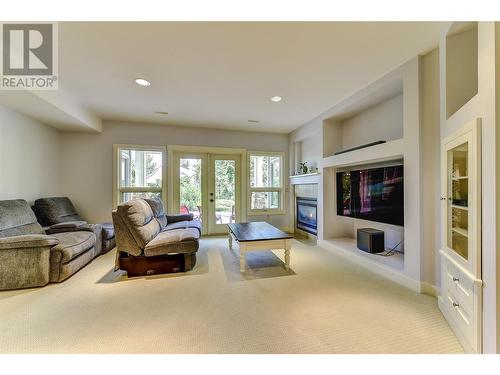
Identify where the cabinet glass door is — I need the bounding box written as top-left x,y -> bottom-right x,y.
447,141 -> 469,260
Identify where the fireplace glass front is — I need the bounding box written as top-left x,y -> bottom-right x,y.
296,197 -> 317,235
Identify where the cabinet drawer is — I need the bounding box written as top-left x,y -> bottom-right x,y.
444,262 -> 474,314
445,294 -> 473,343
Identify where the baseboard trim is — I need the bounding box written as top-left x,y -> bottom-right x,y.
420,282 -> 439,297
318,239 -> 421,293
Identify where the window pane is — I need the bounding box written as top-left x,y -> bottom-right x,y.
250,192 -> 280,210
215,159 -> 236,224
249,155 -> 281,188
179,158 -> 202,221
120,191 -> 161,203
119,149 -> 163,188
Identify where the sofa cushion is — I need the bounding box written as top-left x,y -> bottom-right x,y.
144,197 -> 168,229
164,220 -> 202,235
50,246 -> 94,283
50,231 -> 95,264
116,199 -> 161,249
0,199 -> 45,237
34,197 -> 85,226
144,228 -> 200,256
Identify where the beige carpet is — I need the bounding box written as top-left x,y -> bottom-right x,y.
0,237 -> 463,354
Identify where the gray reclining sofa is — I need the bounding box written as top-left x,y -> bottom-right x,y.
33,197 -> 116,256
112,197 -> 201,276
0,199 -> 96,290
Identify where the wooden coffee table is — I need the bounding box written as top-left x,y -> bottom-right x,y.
227,222 -> 293,272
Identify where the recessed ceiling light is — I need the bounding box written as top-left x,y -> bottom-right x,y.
271,96 -> 282,102
248,119 -> 259,123
154,111 -> 169,115
135,78 -> 151,87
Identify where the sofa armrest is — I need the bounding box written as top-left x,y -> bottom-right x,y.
0,234 -> 59,250
166,213 -> 194,223
45,221 -> 93,234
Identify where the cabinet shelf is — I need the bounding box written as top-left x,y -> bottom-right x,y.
452,227 -> 469,238
452,176 -> 468,180
452,204 -> 468,211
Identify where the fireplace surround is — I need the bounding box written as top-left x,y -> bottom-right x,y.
296,197 -> 318,235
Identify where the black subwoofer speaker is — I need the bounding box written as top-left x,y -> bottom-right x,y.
357,228 -> 385,253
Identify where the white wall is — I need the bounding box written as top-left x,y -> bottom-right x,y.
59,120 -> 289,228
0,105 -> 61,203
300,135 -> 322,172
340,94 -> 403,150
421,48 -> 441,288
445,25 -> 478,118
288,116 -> 322,175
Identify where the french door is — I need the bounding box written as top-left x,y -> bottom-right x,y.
208,154 -> 241,234
172,151 -> 241,235
172,152 -> 207,233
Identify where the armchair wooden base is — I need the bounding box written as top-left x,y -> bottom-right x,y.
117,252 -> 197,277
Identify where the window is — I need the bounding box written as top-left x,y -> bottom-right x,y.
113,145 -> 166,206
248,152 -> 284,214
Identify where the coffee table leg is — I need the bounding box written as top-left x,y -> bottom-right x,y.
284,240 -> 291,270
239,243 -> 246,272
228,233 -> 233,249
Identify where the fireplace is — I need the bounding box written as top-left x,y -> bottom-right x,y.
296,197 -> 317,235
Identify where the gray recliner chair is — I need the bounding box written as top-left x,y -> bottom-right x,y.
0,199 -> 96,290
33,197 -> 116,256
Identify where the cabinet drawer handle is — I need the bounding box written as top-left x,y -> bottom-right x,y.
452,302 -> 460,308
452,277 -> 460,283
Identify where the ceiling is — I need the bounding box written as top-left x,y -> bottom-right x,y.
56,22 -> 446,133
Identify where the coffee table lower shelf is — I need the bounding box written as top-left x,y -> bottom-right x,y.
228,232 -> 291,273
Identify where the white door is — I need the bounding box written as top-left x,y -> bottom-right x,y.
207,154 -> 241,235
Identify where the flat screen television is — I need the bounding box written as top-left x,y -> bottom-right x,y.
336,165 -> 404,226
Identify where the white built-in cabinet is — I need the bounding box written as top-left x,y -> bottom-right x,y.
439,118 -> 482,353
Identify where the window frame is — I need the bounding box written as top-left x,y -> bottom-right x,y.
112,144 -> 167,208
247,151 -> 285,215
